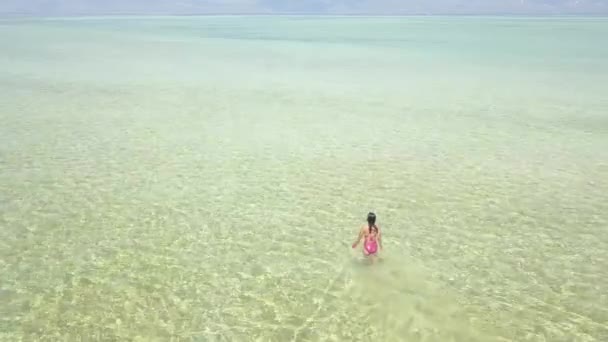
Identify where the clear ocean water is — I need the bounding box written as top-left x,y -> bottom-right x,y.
1,16 -> 607,341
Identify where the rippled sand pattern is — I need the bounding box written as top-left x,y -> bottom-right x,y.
1,16 -> 608,341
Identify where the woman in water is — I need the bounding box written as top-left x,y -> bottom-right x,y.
352,212 -> 382,258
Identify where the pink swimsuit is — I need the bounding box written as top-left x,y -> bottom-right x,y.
364,235 -> 378,255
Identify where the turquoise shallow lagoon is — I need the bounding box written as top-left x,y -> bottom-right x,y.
1,16 -> 607,341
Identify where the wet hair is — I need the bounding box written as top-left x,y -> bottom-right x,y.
367,212 -> 378,234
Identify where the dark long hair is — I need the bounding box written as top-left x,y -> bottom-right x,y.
367,212 -> 378,234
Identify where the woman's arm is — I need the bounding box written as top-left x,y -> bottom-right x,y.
378,227 -> 383,249
352,228 -> 364,248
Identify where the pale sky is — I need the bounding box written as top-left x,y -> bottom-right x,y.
1,0 -> 607,15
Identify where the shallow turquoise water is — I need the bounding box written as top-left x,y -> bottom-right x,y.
1,16 -> 608,341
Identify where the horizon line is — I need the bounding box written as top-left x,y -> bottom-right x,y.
2,12 -> 608,19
